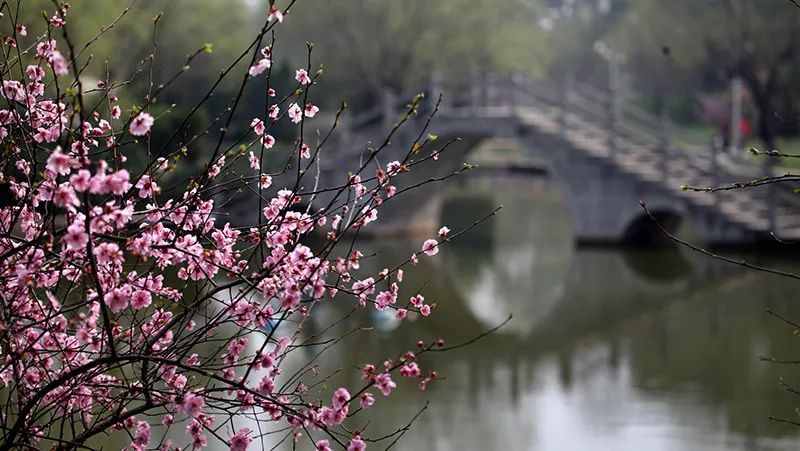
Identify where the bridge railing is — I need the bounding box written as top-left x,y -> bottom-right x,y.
328,73 -> 800,236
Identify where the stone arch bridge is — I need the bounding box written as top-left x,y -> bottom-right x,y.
314,76 -> 800,245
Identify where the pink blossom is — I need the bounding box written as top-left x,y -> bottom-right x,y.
332,387 -> 351,410
304,103 -> 319,118
53,183 -> 79,209
63,223 -> 88,250
400,362 -> 421,377
259,174 -> 272,189
375,373 -> 396,396
50,15 -> 65,28
134,421 -> 151,447
261,134 -> 275,149
268,5 -> 284,22
258,376 -> 275,394
180,392 -> 205,417
316,440 -> 332,451
46,147 -> 75,175
129,112 -> 154,136
135,175 -> 159,198
438,226 -> 450,237
229,428 -> 252,451
249,152 -> 260,170
419,304 -> 432,317
62,168 -> 85,192
347,436 -> 366,451
299,143 -> 310,159
1,80 -> 25,102
268,104 -> 280,119
131,291 -> 152,310
249,58 -> 271,77
107,169 -> 131,195
26,65 -> 44,81
250,118 -> 265,136
421,239 -> 439,256
295,69 -> 312,86
104,288 -> 129,313
48,50 -> 69,76
287,103 -> 303,124
359,392 -> 375,409
375,290 -> 396,310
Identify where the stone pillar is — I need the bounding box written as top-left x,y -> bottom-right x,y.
559,75 -> 572,139
509,73 -> 518,111
471,71 -> 481,114
607,66 -> 620,159
485,73 -> 495,109
764,155 -> 777,232
729,76 -> 744,154
339,111 -> 351,147
659,107 -> 670,181
711,135 -> 721,209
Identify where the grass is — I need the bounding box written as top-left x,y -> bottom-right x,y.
669,122 -> 800,172
673,124 -> 716,148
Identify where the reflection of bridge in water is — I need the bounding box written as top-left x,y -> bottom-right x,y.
303,214 -> 800,450
310,174 -> 746,380
319,76 -> 800,245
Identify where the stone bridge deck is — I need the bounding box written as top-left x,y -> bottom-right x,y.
321,76 -> 800,245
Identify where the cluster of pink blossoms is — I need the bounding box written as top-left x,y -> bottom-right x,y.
0,3 -> 456,451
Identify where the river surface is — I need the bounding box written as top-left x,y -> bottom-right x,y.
291,175 -> 800,451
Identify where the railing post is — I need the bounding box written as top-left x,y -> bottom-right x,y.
481,72 -> 489,109
381,89 -> 396,132
339,111 -> 351,147
606,61 -> 621,160
508,73 -> 518,112
711,135 -> 720,182
711,135 -> 721,210
659,107 -> 670,181
765,156 -> 777,232
559,75 -> 572,139
471,71 -> 481,114
729,76 -> 744,154
485,73 -> 494,109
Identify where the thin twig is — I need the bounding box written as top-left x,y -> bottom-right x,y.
640,201 -> 800,281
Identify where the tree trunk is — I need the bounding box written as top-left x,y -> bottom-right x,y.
740,68 -> 777,150
754,93 -> 776,150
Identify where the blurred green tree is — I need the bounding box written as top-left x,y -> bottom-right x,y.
278,0 -> 551,107
610,0 -> 800,147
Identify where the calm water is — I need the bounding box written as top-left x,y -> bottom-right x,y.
293,176 -> 800,451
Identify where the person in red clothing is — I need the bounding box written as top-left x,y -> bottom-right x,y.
739,117 -> 752,140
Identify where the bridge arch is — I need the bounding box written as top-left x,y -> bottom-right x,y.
621,208 -> 683,247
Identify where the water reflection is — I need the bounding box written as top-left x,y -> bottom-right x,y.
294,177 -> 800,451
